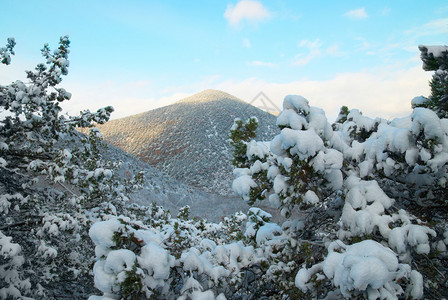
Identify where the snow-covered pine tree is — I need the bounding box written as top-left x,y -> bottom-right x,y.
231,48 -> 448,298
0,38 -> 15,65
0,37 -> 144,299
416,45 -> 448,118
230,117 -> 273,204
334,105 -> 350,125
229,116 -> 259,169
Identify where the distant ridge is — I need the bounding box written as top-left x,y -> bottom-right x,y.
96,89 -> 279,195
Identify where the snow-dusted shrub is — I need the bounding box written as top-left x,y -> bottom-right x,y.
296,239 -> 423,299
88,205 -> 269,299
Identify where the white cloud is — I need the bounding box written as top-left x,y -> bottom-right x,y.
243,37 -> 251,48
345,7 -> 368,20
211,65 -> 431,121
60,80 -> 158,119
405,18 -> 448,39
224,0 -> 271,27
62,90 -> 192,120
32,64 -> 431,124
294,39 -> 322,65
247,60 -> 276,67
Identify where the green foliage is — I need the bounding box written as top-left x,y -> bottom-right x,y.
229,117 -> 258,168
120,263 -> 144,300
419,45 -> 448,72
247,168 -> 271,205
145,202 -> 171,227
335,105 -> 350,124
112,223 -> 144,253
222,212 -> 247,241
177,205 -> 190,220
0,37 -> 16,65
429,75 -> 448,116
418,45 -> 448,118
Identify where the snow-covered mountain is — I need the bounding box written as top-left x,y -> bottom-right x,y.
100,143 -> 252,221
96,89 -> 279,195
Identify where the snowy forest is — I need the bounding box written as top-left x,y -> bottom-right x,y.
1,37 -> 447,299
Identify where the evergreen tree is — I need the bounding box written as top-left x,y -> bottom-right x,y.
0,37 -> 141,298
230,117 -> 272,204
417,45 -> 448,117
229,116 -> 258,168
0,37 -> 15,65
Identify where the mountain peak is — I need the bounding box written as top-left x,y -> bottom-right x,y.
177,89 -> 242,104
96,89 -> 279,195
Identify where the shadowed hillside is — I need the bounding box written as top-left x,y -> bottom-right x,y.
96,89 -> 279,195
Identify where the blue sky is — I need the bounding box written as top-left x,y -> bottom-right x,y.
1,1 -> 447,121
